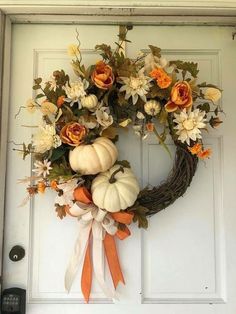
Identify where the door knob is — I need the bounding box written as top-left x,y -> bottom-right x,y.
9,245 -> 25,262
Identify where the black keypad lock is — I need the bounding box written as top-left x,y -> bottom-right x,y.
1,288 -> 26,314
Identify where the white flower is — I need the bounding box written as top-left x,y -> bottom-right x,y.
136,111 -> 145,120
95,106 -> 113,129
64,79 -> 89,106
133,124 -> 148,140
144,100 -> 161,116
40,101 -> 62,122
79,115 -> 98,129
174,109 -> 207,145
204,87 -> 221,103
32,159 -> 52,178
55,178 -> 78,207
33,124 -> 61,154
41,101 -> 58,116
119,69 -> 151,105
67,44 -> 80,57
47,77 -> 57,92
144,53 -> 168,74
81,94 -> 98,111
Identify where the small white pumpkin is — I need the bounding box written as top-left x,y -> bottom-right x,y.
81,94 -> 98,111
144,100 -> 161,116
91,165 -> 140,212
69,137 -> 118,175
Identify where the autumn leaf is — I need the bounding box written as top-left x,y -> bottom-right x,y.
55,204 -> 67,219
101,126 -> 118,139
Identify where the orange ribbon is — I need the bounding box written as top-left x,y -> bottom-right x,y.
104,233 -> 125,288
81,235 -> 92,303
80,210 -> 134,303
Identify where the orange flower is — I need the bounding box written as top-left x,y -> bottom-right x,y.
150,68 -> 172,89
57,96 -> 65,107
146,122 -> 154,132
50,180 -> 58,190
165,81 -> 193,112
91,61 -> 114,90
188,143 -> 202,155
38,181 -> 46,193
197,148 -> 212,159
60,122 -> 86,146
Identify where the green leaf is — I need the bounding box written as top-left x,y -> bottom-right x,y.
170,60 -> 199,78
33,84 -> 41,90
197,102 -> 210,113
198,82 -> 222,91
34,78 -> 42,85
149,45 -> 161,58
130,204 -> 149,229
95,44 -> 113,60
50,147 -> 68,162
48,163 -> 74,181
35,93 -> 45,99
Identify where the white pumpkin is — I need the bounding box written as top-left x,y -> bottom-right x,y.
81,94 -> 98,111
69,137 -> 118,175
91,165 -> 140,212
144,100 -> 161,116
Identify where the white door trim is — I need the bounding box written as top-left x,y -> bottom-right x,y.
0,2 -> 236,293
0,12 -> 11,291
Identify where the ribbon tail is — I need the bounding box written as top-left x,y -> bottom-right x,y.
92,221 -> 116,299
104,232 -> 125,289
81,239 -> 92,303
65,220 -> 92,292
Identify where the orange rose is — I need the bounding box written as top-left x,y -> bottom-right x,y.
91,61 -> 114,90
165,81 -> 193,112
150,68 -> 172,89
60,122 -> 86,146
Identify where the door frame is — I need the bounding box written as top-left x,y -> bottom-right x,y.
1,1 -> 236,292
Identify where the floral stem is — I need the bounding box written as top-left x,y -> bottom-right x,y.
153,126 -> 172,159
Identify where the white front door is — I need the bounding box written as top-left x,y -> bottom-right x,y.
3,24 -> 236,314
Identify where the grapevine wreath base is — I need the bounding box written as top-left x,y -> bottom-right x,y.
139,142 -> 198,217
16,28 -> 222,302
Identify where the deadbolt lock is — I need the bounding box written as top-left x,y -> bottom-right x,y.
9,245 -> 25,262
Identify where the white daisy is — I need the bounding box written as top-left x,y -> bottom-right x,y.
174,109 -> 206,145
32,159 -> 52,178
64,79 -> 89,107
119,69 -> 151,105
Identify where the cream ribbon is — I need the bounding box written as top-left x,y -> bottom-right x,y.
64,202 -> 118,298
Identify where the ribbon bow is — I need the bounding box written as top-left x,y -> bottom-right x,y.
64,193 -> 133,302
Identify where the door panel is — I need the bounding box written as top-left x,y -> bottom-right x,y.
3,24 -> 236,313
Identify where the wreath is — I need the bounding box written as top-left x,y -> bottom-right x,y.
17,28 -> 223,302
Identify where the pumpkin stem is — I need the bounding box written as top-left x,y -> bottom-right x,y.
109,166 -> 124,183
